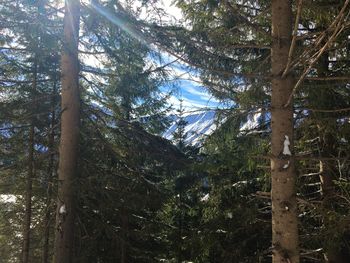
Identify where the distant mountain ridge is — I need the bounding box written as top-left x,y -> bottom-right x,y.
162,110 -> 217,146
162,109 -> 264,146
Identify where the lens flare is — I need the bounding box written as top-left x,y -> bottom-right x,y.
89,1 -> 147,45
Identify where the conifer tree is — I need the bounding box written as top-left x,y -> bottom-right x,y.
53,0 -> 80,262
270,1 -> 299,262
82,0 -> 171,134
1,1 -> 62,261
1,0 -> 350,262
172,99 -> 188,151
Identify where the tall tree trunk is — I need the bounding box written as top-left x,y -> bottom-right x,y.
53,0 -> 80,262
120,208 -> 128,263
42,79 -> 57,263
314,50 -> 336,198
271,1 -> 299,262
314,48 -> 350,263
22,56 -> 37,263
177,192 -> 183,263
22,123 -> 35,263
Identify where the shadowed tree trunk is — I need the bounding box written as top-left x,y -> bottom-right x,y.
177,191 -> 183,263
271,1 -> 299,262
42,79 -> 57,263
120,208 -> 128,263
22,56 -> 37,263
314,48 -> 350,263
22,124 -> 35,263
53,0 -> 80,262
314,49 -> 336,198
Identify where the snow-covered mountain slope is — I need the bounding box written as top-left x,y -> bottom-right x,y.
162,109 -> 264,147
163,111 -> 217,146
240,111 -> 263,133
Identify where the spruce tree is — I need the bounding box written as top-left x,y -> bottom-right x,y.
53,0 -> 80,262
1,1 -> 62,261
172,99 -> 188,151
270,1 -> 299,262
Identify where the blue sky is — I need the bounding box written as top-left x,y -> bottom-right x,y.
155,52 -> 223,112
84,0 -> 223,113
82,48 -> 222,112
162,79 -> 222,111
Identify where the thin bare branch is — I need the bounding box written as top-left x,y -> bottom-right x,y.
284,0 -> 350,107
282,0 -> 303,78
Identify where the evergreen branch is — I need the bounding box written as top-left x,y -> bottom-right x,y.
80,67 -> 116,77
151,44 -> 268,80
149,25 -> 270,50
0,78 -> 53,84
142,58 -> 178,75
78,49 -> 106,55
222,0 -> 270,37
86,1 -> 268,80
0,47 -> 28,51
250,155 -> 348,161
307,107 -> 350,113
0,150 -> 57,172
305,76 -> 350,81
0,125 -> 31,131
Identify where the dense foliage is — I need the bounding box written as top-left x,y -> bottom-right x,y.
1,0 -> 350,262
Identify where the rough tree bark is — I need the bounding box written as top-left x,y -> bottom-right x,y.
53,0 -> 80,262
271,1 -> 299,262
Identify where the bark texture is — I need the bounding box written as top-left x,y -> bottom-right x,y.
271,1 -> 299,262
53,1 -> 80,262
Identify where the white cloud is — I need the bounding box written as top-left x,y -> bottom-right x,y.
184,84 -> 220,102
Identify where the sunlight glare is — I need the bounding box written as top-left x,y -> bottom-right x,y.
89,1 -> 148,45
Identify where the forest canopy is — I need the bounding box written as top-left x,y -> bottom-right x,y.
1,0 -> 350,263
